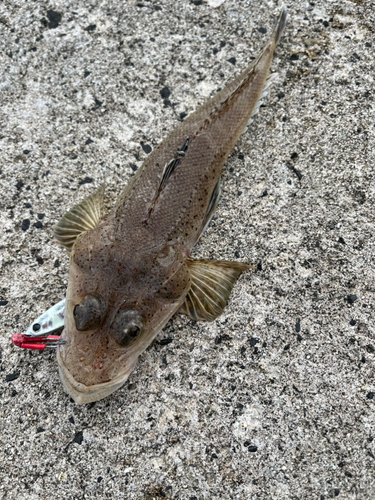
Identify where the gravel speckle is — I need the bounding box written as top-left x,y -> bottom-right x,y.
21,219 -> 30,231
46,10 -> 62,30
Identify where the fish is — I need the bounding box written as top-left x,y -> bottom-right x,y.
49,8 -> 288,404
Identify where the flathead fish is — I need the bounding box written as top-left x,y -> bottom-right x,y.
52,9 -> 287,404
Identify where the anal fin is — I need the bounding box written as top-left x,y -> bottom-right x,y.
53,184 -> 105,253
181,259 -> 251,321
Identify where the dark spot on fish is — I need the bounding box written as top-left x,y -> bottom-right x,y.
141,143 -> 152,154
21,219 -> 30,231
84,25 -> 97,32
46,10 -> 62,29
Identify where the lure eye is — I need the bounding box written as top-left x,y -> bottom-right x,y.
73,294 -> 105,331
110,309 -> 144,347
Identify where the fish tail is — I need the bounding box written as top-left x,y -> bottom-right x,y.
273,8 -> 288,47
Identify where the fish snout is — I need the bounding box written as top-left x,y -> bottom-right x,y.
57,344 -> 137,404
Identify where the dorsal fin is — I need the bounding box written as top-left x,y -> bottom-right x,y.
145,138 -> 189,222
53,184 -> 105,253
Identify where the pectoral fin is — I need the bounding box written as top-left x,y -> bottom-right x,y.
53,184 -> 105,253
181,259 -> 251,321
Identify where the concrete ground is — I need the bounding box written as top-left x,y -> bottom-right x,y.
0,0 -> 374,498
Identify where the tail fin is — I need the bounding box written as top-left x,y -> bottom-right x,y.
273,8 -> 288,47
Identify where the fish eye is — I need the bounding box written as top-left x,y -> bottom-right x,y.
73,294 -> 105,331
110,309 -> 144,347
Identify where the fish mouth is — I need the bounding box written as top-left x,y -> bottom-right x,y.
57,348 -> 134,405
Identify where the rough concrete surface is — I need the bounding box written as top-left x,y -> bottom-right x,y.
0,0 -> 374,498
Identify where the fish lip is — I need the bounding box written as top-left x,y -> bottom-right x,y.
56,347 -> 135,405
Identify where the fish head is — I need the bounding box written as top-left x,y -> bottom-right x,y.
57,227 -> 191,404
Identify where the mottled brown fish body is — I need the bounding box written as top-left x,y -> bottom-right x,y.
54,10 -> 287,404
114,24 -> 281,251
